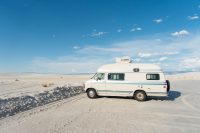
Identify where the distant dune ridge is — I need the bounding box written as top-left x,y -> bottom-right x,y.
166,72 -> 200,80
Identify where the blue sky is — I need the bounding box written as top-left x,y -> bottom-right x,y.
1,0 -> 200,73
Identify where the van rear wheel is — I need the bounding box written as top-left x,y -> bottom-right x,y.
134,91 -> 147,101
87,89 -> 97,99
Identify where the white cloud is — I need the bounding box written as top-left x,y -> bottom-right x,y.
130,28 -> 135,32
29,56 -> 111,74
138,52 -> 179,58
29,34 -> 200,73
90,31 -> 108,37
153,19 -> 163,23
138,52 -> 152,58
77,46 -> 129,54
77,44 -> 180,60
188,14 -> 199,20
73,46 -> 80,50
163,52 -> 179,55
155,38 -> 161,42
159,57 -> 168,61
130,27 -> 142,32
117,29 -> 122,33
171,30 -> 189,37
181,57 -> 200,70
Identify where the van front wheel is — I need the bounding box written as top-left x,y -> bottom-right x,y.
134,91 -> 147,101
87,89 -> 97,99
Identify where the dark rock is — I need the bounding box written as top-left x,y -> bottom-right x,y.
0,86 -> 84,119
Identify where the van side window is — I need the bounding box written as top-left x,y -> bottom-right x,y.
146,74 -> 160,80
108,73 -> 124,80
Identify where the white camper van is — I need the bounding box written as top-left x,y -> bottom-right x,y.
84,57 -> 170,101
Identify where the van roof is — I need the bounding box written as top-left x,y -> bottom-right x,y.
97,63 -> 162,73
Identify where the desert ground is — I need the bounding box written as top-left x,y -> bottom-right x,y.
0,72 -> 200,133
0,73 -> 92,99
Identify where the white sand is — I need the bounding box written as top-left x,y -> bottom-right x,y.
0,72 -> 200,133
0,73 -> 92,98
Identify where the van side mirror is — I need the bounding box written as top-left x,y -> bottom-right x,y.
94,77 -> 99,81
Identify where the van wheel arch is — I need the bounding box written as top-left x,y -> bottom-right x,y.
86,88 -> 95,92
134,90 -> 147,101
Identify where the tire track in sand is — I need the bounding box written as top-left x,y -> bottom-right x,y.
181,94 -> 200,112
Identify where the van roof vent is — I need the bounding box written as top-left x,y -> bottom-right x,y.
116,56 -> 132,63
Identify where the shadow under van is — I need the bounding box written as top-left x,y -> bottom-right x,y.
98,90 -> 181,101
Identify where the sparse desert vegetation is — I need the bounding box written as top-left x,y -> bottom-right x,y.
41,82 -> 54,87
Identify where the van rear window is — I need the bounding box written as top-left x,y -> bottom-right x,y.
108,73 -> 124,80
146,74 -> 160,80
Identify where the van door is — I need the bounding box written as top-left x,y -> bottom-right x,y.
93,73 -> 106,95
106,73 -> 130,96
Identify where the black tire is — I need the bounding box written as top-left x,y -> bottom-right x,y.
166,80 -> 170,92
134,91 -> 147,101
87,89 -> 97,99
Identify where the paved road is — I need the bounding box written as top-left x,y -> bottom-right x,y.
0,80 -> 200,133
